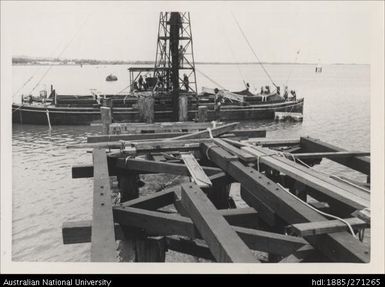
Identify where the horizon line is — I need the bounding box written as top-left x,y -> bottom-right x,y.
12,56 -> 370,66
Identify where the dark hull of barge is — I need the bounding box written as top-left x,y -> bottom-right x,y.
12,98 -> 304,125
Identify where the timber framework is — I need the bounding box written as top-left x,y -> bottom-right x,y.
63,121 -> 370,263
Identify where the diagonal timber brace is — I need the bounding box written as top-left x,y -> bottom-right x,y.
200,143 -> 369,263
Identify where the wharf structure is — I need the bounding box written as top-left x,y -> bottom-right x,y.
62,120 -> 370,263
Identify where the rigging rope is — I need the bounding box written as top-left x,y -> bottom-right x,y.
196,68 -> 226,90
285,50 -> 301,86
14,76 -> 34,97
220,15 -> 247,89
13,36 -> 71,99
28,14 -> 91,95
231,13 -> 278,88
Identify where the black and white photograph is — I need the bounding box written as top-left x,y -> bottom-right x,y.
1,0 -> 384,274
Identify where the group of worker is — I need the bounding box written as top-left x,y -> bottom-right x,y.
133,73 -> 190,92
133,75 -> 149,91
244,83 -> 297,101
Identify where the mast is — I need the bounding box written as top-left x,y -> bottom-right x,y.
154,12 -> 198,120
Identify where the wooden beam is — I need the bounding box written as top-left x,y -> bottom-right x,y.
180,183 -> 258,262
116,158 -> 222,176
241,138 -> 300,147
352,208 -> 371,224
218,207 -> 259,229
287,217 -> 368,237
213,138 -> 256,162
72,165 -> 94,178
174,199 -> 259,229
113,207 -> 308,256
119,186 -> 178,209
300,137 -> 370,175
279,245 -> 317,263
88,129 -> 266,143
62,220 -> 124,244
165,122 -> 239,141
201,143 -> 369,262
289,151 -> 370,160
113,206 -> 198,238
165,236 -> 215,261
181,153 -> 212,188
110,121 -> 215,133
63,213 -> 307,256
241,145 -> 369,212
240,187 -> 277,226
87,132 -> 189,143
90,149 -> 117,262
68,139 -> 209,150
220,129 -> 266,138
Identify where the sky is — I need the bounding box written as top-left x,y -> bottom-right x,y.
2,1 -> 380,64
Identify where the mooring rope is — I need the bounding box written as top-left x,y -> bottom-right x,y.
285,50 -> 301,86
46,109 -> 52,130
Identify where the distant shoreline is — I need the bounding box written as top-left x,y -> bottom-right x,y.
12,57 -> 368,66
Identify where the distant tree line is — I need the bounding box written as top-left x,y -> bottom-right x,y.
12,56 -> 155,65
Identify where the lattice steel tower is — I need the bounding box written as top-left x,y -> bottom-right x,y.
153,12 -> 198,95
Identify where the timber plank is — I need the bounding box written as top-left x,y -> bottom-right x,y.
64,210 -> 308,256
116,158 -> 222,176
300,137 -> 370,175
165,236 -> 215,261
87,132 -> 188,143
181,153 -> 212,188
213,138 -> 256,162
241,138 -> 300,147
180,183 -> 258,262
279,245 -> 317,263
91,149 -> 117,262
220,129 -> 266,138
290,151 -> 370,160
63,220 -> 123,244
119,186 -> 179,209
287,217 -> 368,237
241,145 -> 369,211
201,143 -> 369,262
174,199 -> 259,229
166,122 -> 239,141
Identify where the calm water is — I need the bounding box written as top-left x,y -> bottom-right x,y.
11,64 -> 370,261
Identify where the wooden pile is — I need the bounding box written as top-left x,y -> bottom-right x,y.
63,122 -> 370,263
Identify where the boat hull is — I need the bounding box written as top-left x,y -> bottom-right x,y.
12,98 -> 304,125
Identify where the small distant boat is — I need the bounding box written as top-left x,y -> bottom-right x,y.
106,74 -> 118,81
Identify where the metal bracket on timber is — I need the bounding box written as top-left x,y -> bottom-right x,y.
180,183 -> 258,262
90,148 -> 117,262
181,153 -> 212,188
200,143 -> 369,263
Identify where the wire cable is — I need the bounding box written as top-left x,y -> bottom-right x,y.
231,12 -> 277,88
